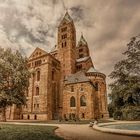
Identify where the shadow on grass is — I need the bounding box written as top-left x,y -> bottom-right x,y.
0,124 -> 64,140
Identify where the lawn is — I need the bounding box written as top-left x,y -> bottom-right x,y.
9,119 -> 114,124
0,124 -> 64,140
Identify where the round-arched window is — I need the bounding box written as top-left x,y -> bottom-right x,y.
80,95 -> 86,106
95,82 -> 99,91
70,96 -> 76,107
37,70 -> 40,81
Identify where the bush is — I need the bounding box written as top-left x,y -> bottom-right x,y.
113,110 -> 122,120
121,106 -> 140,120
108,103 -> 114,118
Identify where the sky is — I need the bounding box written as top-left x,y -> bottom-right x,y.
0,0 -> 140,92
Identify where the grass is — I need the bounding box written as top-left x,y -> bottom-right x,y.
0,124 -> 64,140
9,119 -> 114,124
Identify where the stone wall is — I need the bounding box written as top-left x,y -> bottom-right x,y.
87,73 -> 109,119
22,49 -> 61,120
63,82 -> 96,120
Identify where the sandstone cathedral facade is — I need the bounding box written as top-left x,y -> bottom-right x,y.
5,12 -> 109,120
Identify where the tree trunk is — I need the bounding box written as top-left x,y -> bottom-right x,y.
1,107 -> 6,122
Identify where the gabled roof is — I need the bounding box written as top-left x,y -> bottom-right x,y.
77,34 -> 87,47
29,47 -> 48,60
65,71 -> 90,84
76,56 -> 90,63
59,12 -> 73,26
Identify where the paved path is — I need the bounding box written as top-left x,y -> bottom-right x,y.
55,124 -> 140,140
0,122 -> 139,140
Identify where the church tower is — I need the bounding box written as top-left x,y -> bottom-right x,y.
76,34 -> 93,72
76,34 -> 90,59
57,12 -> 76,79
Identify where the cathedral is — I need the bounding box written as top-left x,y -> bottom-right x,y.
4,12 -> 109,120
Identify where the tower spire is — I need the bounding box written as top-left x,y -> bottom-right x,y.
64,11 -> 72,21
77,33 -> 87,47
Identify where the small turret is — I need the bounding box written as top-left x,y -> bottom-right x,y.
76,34 -> 89,59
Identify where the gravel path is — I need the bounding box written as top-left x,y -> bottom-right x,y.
55,124 -> 140,140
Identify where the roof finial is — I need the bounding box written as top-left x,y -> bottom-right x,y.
62,0 -> 67,11
66,8 -> 68,12
65,7 -> 69,15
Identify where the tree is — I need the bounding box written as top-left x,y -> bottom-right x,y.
0,48 -> 30,121
108,103 -> 114,118
109,36 -> 140,120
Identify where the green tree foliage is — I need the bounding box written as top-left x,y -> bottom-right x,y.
108,103 -> 114,118
0,48 -> 30,121
109,36 -> 140,120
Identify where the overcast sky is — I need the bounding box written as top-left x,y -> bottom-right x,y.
0,0 -> 140,91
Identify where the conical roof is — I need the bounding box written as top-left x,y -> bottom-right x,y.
86,66 -> 106,78
86,66 -> 99,73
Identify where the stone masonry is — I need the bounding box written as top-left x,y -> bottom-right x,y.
4,12 -> 109,120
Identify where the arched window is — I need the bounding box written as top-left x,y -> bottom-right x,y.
37,70 -> 40,81
80,84 -> 84,91
82,113 -> 85,118
70,96 -> 76,107
65,41 -> 67,47
79,54 -> 84,58
36,87 -> 39,96
80,95 -> 86,106
34,115 -> 37,120
95,82 -> 98,91
52,71 -> 54,80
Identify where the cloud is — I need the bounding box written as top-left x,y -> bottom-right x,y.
0,0 -> 140,90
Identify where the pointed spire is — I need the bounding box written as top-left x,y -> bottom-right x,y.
59,10 -> 73,27
63,11 -> 73,22
77,33 -> 88,47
